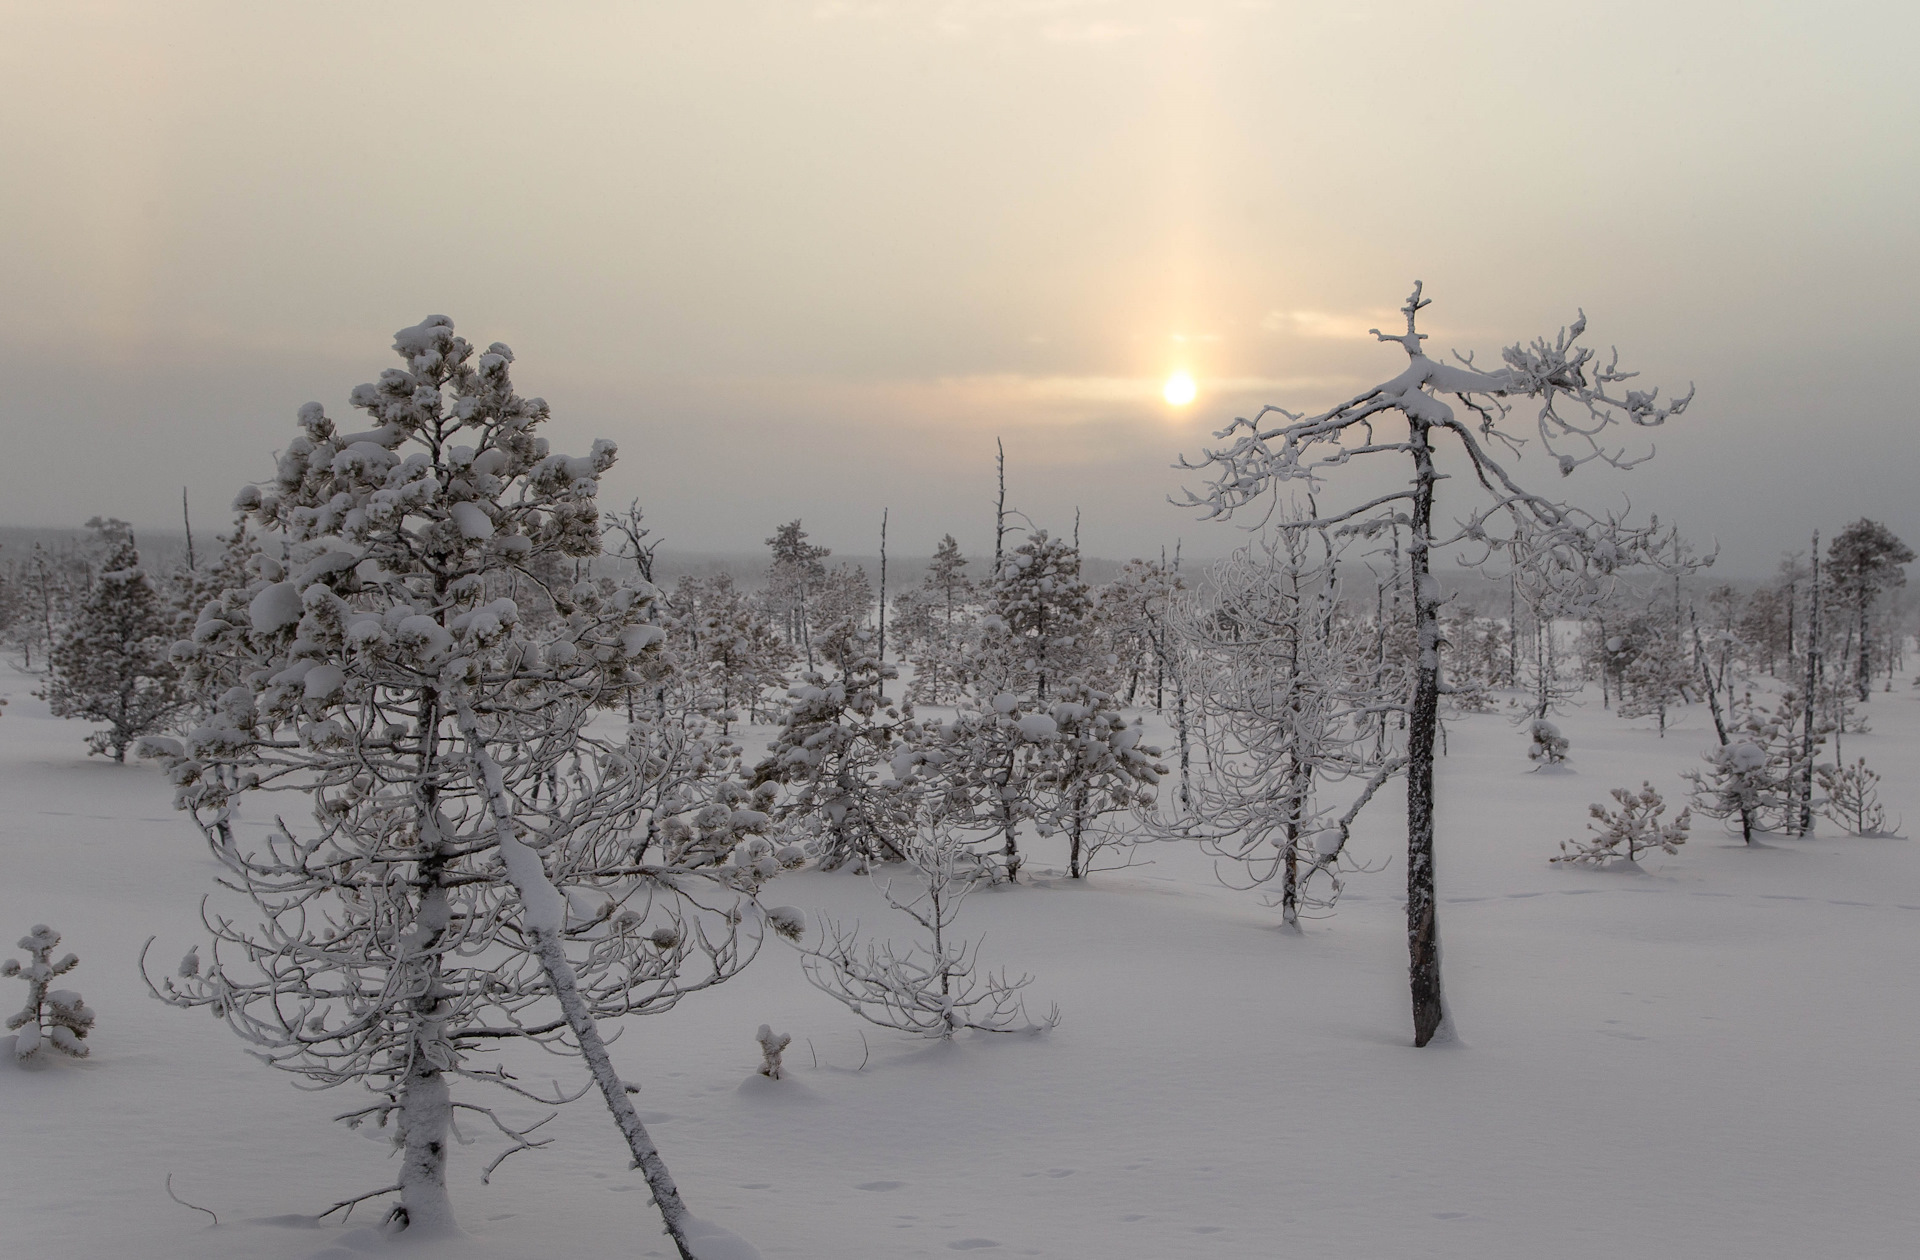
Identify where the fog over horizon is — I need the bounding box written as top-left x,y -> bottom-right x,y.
2,2 -> 1914,578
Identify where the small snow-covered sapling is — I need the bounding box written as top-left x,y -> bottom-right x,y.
1818,757 -> 1898,836
755,1025 -> 792,1080
5,925 -> 95,1060
1527,719 -> 1569,766
1554,783 -> 1689,866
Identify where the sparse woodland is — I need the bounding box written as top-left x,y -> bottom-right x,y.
4,303 -> 1914,1258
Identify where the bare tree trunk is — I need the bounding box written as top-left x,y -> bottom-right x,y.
877,508 -> 888,702
459,705 -> 702,1260
994,438 -> 1007,572
1507,571 -> 1518,690
1798,535 -> 1820,836
1857,598 -> 1872,703
181,487 -> 196,571
1406,420 -> 1447,1047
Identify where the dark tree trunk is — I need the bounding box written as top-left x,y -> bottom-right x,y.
1856,600 -> 1872,704
1797,535 -> 1820,836
1406,420 -> 1446,1047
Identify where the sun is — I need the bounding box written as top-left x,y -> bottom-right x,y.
1163,371 -> 1197,406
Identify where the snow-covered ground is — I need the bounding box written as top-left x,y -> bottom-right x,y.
3,661 -> 1916,1259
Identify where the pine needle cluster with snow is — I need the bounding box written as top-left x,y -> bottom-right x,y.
1554,783 -> 1690,866
5,924 -> 94,1061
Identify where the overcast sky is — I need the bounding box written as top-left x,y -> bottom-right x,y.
2,1 -> 1914,576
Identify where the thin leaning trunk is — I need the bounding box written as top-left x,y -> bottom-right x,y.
457,704 -> 701,1260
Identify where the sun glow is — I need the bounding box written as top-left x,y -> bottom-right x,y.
1163,371 -> 1197,406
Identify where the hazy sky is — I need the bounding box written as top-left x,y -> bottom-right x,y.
2,1 -> 1914,576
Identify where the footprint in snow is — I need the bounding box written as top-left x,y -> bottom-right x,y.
857,1180 -> 906,1192
948,1240 -> 1001,1250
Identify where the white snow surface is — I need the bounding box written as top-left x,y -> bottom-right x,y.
2,659 -> 1917,1258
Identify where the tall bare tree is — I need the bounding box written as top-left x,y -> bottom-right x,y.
1179,283 -> 1690,1046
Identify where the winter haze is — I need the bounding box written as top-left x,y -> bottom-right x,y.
1,1 -> 1915,572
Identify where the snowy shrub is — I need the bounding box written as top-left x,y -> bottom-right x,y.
755,1025 -> 792,1080
1554,783 -> 1690,866
1818,757 -> 1897,837
5,925 -> 94,1061
1526,718 -> 1569,766
798,822 -> 1058,1039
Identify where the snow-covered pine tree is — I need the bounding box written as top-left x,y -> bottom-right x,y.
1553,782 -> 1689,866
1526,718 -> 1570,766
753,634 -> 919,871
1681,689 -> 1824,841
1180,283 -> 1691,1045
809,563 -> 875,673
977,530 -> 1097,702
661,574 -> 794,732
141,317 -> 768,1254
4,925 -> 95,1061
908,691 -> 1066,883
702,575 -> 794,727
39,522 -> 186,761
1030,680 -> 1165,878
1817,757 -> 1896,837
1098,557 -> 1183,709
1178,527 -> 1403,926
1616,608 -> 1694,736
1826,520 -> 1913,703
903,535 -> 978,706
766,520 -> 830,670
926,533 -> 972,625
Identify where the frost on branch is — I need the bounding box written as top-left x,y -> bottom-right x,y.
1178,283 -> 1691,1047
1554,783 -> 1689,866
5,925 -> 95,1061
797,822 -> 1058,1039
1174,526 -> 1402,927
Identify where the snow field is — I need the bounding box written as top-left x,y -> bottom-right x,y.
3,662 -> 1917,1258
